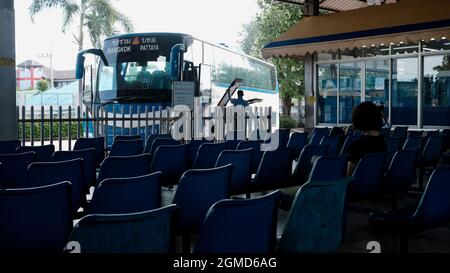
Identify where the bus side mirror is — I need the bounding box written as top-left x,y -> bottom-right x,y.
75,53 -> 85,79
170,44 -> 186,80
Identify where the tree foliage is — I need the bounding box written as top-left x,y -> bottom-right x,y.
29,0 -> 134,49
240,0 -> 304,115
37,79 -> 50,92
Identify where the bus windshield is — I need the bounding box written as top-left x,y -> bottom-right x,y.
96,34 -> 186,103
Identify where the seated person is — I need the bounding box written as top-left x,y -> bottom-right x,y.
136,63 -> 152,88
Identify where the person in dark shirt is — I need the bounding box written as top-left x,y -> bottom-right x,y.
347,101 -> 388,175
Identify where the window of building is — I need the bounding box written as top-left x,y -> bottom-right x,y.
391,57 -> 418,125
339,62 -> 362,124
366,59 -> 389,119
317,64 -> 338,124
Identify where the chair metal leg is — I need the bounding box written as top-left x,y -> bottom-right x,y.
182,235 -> 191,253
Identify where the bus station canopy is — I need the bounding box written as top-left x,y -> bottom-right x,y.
262,0 -> 450,58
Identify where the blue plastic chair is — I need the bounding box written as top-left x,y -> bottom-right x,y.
287,132 -> 308,160
291,144 -> 328,185
369,166 -> 450,252
237,140 -> 263,174
90,173 -> 162,214
97,154 -> 151,185
187,139 -> 211,168
193,142 -> 228,169
150,145 -> 188,187
278,177 -> 352,253
194,191 -> 283,253
52,148 -> 96,194
172,165 -> 233,252
385,148 -> 417,209
251,148 -> 293,192
16,145 -> 55,162
215,148 -> 253,195
418,135 -> 444,190
0,152 -> 36,189
109,139 -> 143,157
308,155 -> 347,181
144,134 -> 172,154
424,130 -> 440,138
74,137 -> 105,167
339,135 -> 361,156
329,127 -> 345,137
309,128 -> 329,145
391,127 -> 408,138
408,130 -> 424,137
0,182 -> 72,252
67,205 -> 179,253
114,135 -> 142,141
320,136 -> 342,156
349,153 -> 386,201
148,138 -> 180,159
385,136 -> 405,171
0,140 -> 21,154
23,159 -> 84,215
402,136 -> 426,151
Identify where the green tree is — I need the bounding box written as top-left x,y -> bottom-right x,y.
240,0 -> 304,116
29,0 -> 134,50
37,79 -> 50,92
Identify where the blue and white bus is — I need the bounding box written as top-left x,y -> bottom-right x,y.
76,32 -> 279,142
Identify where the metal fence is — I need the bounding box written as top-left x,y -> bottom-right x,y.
16,104 -> 273,151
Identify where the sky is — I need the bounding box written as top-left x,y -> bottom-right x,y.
15,0 -> 259,70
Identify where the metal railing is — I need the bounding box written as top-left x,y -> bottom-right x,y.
16,104 -> 273,151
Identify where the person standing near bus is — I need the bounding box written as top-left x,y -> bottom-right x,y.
230,90 -> 249,107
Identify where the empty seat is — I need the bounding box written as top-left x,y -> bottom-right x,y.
0,140 -> 21,154
109,139 -> 143,157
16,145 -> 55,162
339,135 -> 361,156
291,145 -> 328,186
309,128 -> 329,145
308,155 -> 347,181
391,127 -> 408,138
251,149 -> 293,192
186,139 -> 211,168
369,166 -> 450,252
408,130 -> 424,137
215,148 -> 253,195
114,135 -> 142,141
148,138 -> 180,159
172,165 -> 233,252
0,152 -> 36,189
348,153 -> 386,201
89,173 -> 162,214
277,177 -> 352,253
193,142 -> 228,169
23,159 -> 84,215
320,136 -> 342,156
97,154 -> 151,185
150,145 -> 188,187
194,191 -> 283,253
52,148 -> 96,194
67,205 -> 179,253
418,135 -> 444,190
237,140 -> 263,174
287,132 -> 308,160
74,137 -> 105,168
144,134 -> 172,154
0,182 -> 72,252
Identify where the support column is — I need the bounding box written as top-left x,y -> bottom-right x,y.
304,53 -> 315,132
0,0 -> 17,140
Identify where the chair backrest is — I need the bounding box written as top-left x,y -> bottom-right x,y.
193,142 -> 228,169
252,148 -> 293,191
23,159 -> 84,215
215,148 -> 253,195
277,177 -> 352,253
277,129 -> 291,149
320,136 -> 342,156
0,140 -> 21,154
413,166 -> 450,230
194,191 -> 283,253
339,135 -> 361,156
97,154 -> 151,185
287,132 -> 308,160
385,148 -> 417,191
349,153 -> 386,201
310,128 -> 329,145
114,135 -> 142,141
441,129 -> 450,151
329,127 -> 345,137
187,139 -> 211,168
68,205 -> 179,253
90,173 -> 162,214
391,126 -> 408,138
237,140 -> 263,174
172,164 -> 233,234
402,136 -> 425,151
292,144 -> 328,184
150,145 -> 188,186
0,152 -> 36,189
148,138 -> 180,159
386,137 -> 404,152
144,134 -> 172,153
408,130 -> 424,137
421,135 -> 443,167
308,155 -> 347,182
52,148 -> 96,193
0,182 -> 72,252
16,145 -> 55,162
73,137 -> 105,167
109,139 -> 143,157
424,130 -> 440,138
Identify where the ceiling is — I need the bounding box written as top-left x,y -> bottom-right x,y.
274,0 -> 399,12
